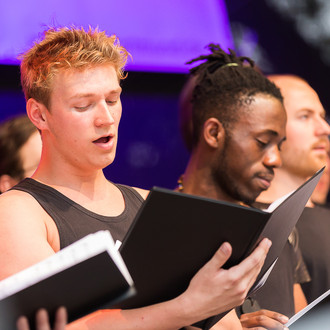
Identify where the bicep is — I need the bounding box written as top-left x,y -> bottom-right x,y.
0,192 -> 56,279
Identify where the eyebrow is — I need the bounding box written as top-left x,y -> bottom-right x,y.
69,88 -> 122,100
260,130 -> 280,136
259,129 -> 286,141
298,108 -> 327,117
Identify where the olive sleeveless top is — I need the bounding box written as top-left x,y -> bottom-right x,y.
12,178 -> 144,249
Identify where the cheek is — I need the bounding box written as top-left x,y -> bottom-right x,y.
232,142 -> 259,168
227,155 -> 251,180
233,151 -> 263,183
116,112 -> 122,125
115,107 -> 122,123
287,122 -> 310,143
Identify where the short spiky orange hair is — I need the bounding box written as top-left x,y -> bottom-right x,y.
20,26 -> 129,108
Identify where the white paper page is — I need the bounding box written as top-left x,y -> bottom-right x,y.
249,258 -> 278,295
264,190 -> 295,213
285,288 -> 330,327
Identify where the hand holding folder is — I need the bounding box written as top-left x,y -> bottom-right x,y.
118,168 -> 324,329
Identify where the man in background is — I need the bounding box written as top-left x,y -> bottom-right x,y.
178,44 -> 290,329
0,114 -> 41,193
311,151 -> 330,206
179,64 -> 310,321
257,74 -> 330,303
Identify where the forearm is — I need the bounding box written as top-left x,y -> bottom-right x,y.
68,239 -> 271,330
67,296 -> 198,330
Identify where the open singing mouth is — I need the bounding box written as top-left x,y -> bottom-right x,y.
93,136 -> 111,143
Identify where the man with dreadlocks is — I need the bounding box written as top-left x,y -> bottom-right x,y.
1,27 -> 272,330
177,44 -> 293,329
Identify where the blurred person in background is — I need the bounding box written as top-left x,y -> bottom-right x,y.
311,151 -> 330,207
258,74 -> 330,304
0,114 -> 41,193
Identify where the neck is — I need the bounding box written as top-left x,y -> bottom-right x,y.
32,149 -> 111,201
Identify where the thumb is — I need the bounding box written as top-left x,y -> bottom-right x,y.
205,242 -> 232,271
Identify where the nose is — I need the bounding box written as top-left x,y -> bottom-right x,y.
94,101 -> 115,127
315,116 -> 330,137
263,145 -> 282,169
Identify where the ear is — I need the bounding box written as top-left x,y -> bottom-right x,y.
203,117 -> 225,149
26,98 -> 48,131
0,175 -> 18,193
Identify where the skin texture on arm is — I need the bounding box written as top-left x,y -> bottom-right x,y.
293,283 -> 308,313
0,191 -> 65,330
0,191 -> 58,280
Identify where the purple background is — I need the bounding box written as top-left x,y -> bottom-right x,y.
0,0 -> 233,72
0,0 -> 232,190
1,0 -> 329,192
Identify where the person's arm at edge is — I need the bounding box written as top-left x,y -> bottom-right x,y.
293,283 -> 307,313
0,191 -> 58,280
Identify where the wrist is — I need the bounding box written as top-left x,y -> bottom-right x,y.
172,292 -> 207,326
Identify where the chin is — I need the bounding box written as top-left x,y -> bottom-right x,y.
90,159 -> 114,171
100,153 -> 116,167
238,193 -> 257,206
311,161 -> 326,173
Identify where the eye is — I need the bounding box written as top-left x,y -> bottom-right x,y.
74,105 -> 90,111
256,139 -> 268,149
106,100 -> 118,105
299,112 -> 310,120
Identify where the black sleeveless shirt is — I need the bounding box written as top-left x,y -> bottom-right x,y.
11,178 -> 144,249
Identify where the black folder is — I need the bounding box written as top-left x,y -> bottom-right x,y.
0,231 -> 135,330
117,167 -> 324,329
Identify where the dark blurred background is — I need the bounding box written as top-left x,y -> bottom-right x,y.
0,0 -> 329,190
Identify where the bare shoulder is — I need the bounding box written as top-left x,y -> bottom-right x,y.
0,189 -> 48,223
131,186 -> 149,200
0,190 -> 56,279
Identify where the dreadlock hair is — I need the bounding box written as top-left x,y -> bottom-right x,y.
186,44 -> 283,148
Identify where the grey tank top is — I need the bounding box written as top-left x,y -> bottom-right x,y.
12,178 -> 144,249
